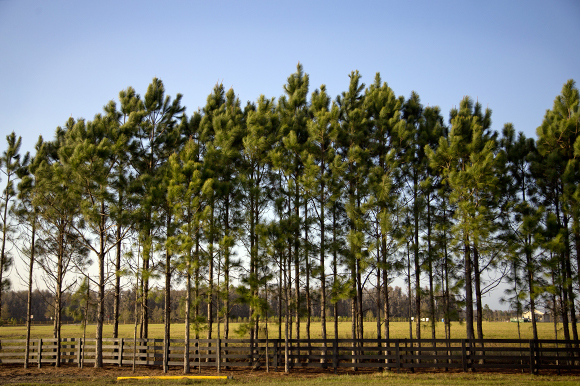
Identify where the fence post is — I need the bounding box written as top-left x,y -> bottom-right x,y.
529,339 -> 535,375
395,339 -> 400,373
333,338 -> 338,374
119,338 -> 124,367
216,338 -> 221,374
266,340 -> 270,372
462,339 -> 467,372
273,340 -> 278,371
37,339 -> 42,368
77,338 -> 82,367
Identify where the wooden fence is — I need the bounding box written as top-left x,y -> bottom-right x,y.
0,338 -> 578,374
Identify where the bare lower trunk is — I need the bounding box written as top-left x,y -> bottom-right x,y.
24,222 -> 36,369
184,267 -> 191,374
113,225 -> 122,339
465,234 -> 474,340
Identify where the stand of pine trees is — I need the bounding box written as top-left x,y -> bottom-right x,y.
1,66 -> 579,370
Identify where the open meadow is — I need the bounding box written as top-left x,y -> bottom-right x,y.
0,367 -> 579,386
0,321 -> 576,341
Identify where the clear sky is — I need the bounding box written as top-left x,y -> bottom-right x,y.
1,0 -> 579,309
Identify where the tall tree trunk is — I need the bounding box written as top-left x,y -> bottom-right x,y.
473,245 -> 484,341
113,224 -> 122,339
407,243 -> 413,339
54,226 -> 64,368
284,247 -> 290,373
195,233 -> 200,340
95,200 -> 106,368
224,199 -> 230,341
464,234 -> 475,340
294,182 -> 300,341
305,200 -> 311,342
24,220 -> 36,369
376,246 -> 381,341
184,263 -> 191,374
320,178 -> 327,343
356,257 -> 364,340
382,234 -> 390,340
427,198 -> 435,340
0,183 -> 11,320
207,200 -> 214,359
525,234 -> 538,340
141,229 -> 151,340
413,175 -> 421,341
333,205 -> 339,342
163,213 -> 172,373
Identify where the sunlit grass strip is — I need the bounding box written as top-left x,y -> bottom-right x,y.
117,375 -> 232,380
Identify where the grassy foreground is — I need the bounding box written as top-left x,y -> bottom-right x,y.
0,321 -> 575,341
1,371 -> 580,386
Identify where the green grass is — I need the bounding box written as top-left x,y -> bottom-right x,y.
5,372 -> 580,386
1,321 -> 576,341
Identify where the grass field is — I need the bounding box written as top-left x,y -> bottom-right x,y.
1,321 -> 576,340
1,370 -> 579,386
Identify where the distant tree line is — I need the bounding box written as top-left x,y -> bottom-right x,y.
1,64 -> 579,367
1,285 -> 435,325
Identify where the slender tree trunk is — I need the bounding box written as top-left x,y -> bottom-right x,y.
0,184 -> 11,320
54,225 -> 65,368
133,278 -> 139,373
473,245 -> 484,341
113,223 -> 122,339
207,202 -> 214,342
141,228 -> 151,340
163,212 -> 172,373
82,275 -> 88,369
464,233 -> 475,340
427,199 -> 435,340
413,175 -> 421,341
305,200 -> 311,341
525,237 -> 538,340
376,245 -> 381,341
224,199 -> 230,341
554,195 -> 570,342
278,253 -> 282,340
356,257 -> 364,340
184,265 -> 191,374
284,243 -> 290,373
382,234 -> 390,340
24,220 -> 36,369
407,243 -> 413,339
443,207 -> 451,340
95,200 -> 106,368
294,182 -> 300,341
95,250 -> 105,367
320,177 -> 327,344
332,205 -> 338,341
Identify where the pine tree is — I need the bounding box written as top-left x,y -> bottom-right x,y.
302,84 -> 342,345
500,124 -> 544,340
167,138 -> 212,373
277,63 -> 310,342
426,97 -> 500,340
14,137 -> 41,368
365,73 -> 404,341
336,70 -> 370,348
0,132 -> 29,318
534,79 -> 580,342
33,121 -> 89,366
240,94 -> 278,360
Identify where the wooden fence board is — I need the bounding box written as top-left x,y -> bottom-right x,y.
2,337 -> 579,374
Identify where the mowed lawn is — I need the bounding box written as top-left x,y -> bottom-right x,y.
0,371 -> 579,386
0,321 -> 575,340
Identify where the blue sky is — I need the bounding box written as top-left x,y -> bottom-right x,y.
1,0 -> 579,309
2,0 -> 579,154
